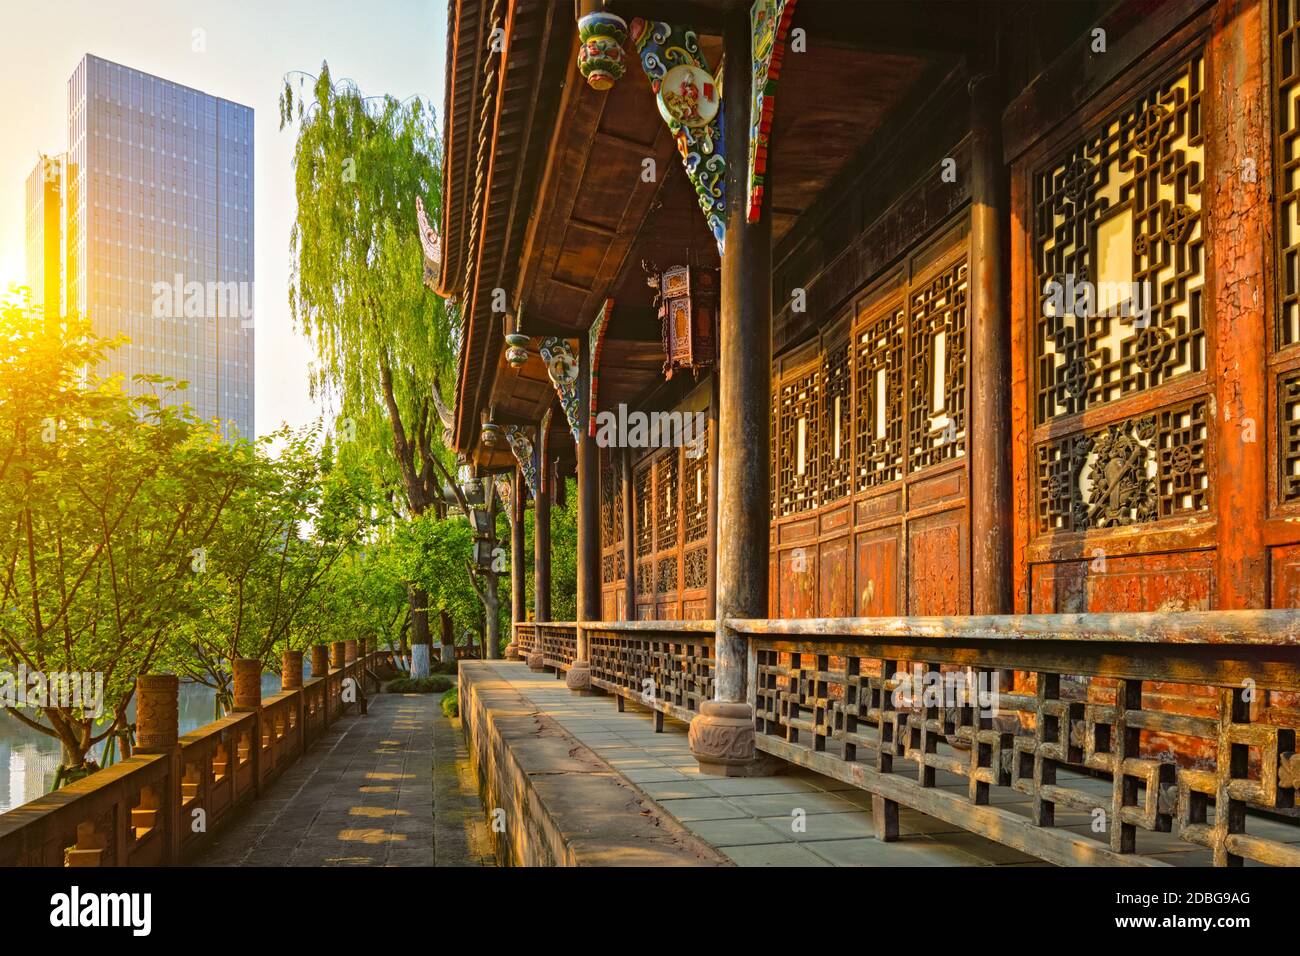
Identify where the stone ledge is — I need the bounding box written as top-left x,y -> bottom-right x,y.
458,661 -> 730,867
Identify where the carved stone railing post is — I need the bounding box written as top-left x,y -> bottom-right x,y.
312,645 -> 330,725
689,5 -> 770,775
135,674 -> 181,864
282,650 -> 305,751
231,659 -> 262,794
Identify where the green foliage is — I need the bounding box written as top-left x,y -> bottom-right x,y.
0,298 -> 247,767
524,479 -> 578,623
387,675 -> 451,694
440,685 -> 459,718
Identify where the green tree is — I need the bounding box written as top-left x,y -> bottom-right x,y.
0,299 -> 242,776
280,65 -> 466,674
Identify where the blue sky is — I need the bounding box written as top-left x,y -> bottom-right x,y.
0,0 -> 446,436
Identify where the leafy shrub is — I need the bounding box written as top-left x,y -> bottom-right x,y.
441,686 -> 459,718
387,675 -> 452,694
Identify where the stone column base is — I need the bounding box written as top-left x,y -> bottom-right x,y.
565,660 -> 593,694
504,642 -> 519,661
689,701 -> 770,776
526,649 -> 546,671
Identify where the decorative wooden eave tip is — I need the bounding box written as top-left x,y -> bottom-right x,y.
577,8 -> 629,91
416,195 -> 444,294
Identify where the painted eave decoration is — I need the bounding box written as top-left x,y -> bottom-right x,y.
630,18 -> 727,254
578,11 -> 629,91
748,0 -> 799,223
504,424 -> 539,499
588,299 -> 613,437
539,337 -> 584,444
495,475 -> 513,526
416,194 -> 443,292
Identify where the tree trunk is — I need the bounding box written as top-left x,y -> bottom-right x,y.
410,586 -> 432,677
485,570 -> 500,659
438,609 -> 455,664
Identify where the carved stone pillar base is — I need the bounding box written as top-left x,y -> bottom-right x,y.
689,701 -> 760,776
526,649 -> 545,671
504,642 -> 519,661
565,660 -> 592,693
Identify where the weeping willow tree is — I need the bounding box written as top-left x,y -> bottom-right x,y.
280,64 -> 460,676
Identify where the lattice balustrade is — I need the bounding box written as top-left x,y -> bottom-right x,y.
586,624 -> 716,722
741,614 -> 1300,867
512,622 -> 536,655
540,623 -> 577,669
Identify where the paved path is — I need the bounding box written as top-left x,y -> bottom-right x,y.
431,699 -> 496,866
486,662 -> 1044,866
193,692 -> 440,866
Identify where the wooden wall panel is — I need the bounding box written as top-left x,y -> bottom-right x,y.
818,535 -> 852,617
1028,550 -> 1215,614
907,508 -> 967,615
855,525 -> 902,615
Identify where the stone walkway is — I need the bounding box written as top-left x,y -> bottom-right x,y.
192,692 -> 439,866
431,697 -> 496,866
483,662 -> 1046,866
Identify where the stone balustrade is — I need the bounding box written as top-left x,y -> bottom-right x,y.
0,648 -> 393,866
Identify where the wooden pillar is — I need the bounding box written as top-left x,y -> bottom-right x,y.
1208,0 -> 1269,609
707,372 -> 720,617
571,334 -> 599,690
622,448 -> 636,619
312,644 -> 329,725
689,2 -> 769,775
511,468 -> 527,624
529,415 -> 551,671
968,69 -> 1013,618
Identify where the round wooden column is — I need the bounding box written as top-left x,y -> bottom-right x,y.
506,467 -> 527,660
689,2 -> 770,776
569,331 -> 599,692
529,414 -> 552,672
344,639 -> 358,664
330,641 -> 346,670
232,659 -> 262,712
281,650 -> 304,690
135,675 -> 179,754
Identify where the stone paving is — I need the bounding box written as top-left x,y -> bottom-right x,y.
483,662 -> 1046,866
192,692 -> 438,866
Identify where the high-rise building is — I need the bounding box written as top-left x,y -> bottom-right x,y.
29,54 -> 254,439
23,154 -> 62,318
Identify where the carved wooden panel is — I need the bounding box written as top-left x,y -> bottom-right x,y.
1035,398 -> 1210,533
908,508 -> 965,615
1276,0 -> 1300,348
818,535 -> 852,617
1029,550 -> 1214,614
1033,54 -> 1205,423
779,544 -> 818,618
854,301 -> 905,491
821,339 -> 853,503
1280,368 -> 1300,503
778,361 -> 820,515
908,260 -> 968,473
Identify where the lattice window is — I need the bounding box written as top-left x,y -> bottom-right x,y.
1277,1 -> 1300,347
1033,54 -> 1205,423
1035,398 -> 1210,534
683,421 -> 709,544
634,463 -> 653,559
770,385 -> 779,514
778,364 -> 820,515
821,340 -> 853,502
600,451 -> 617,546
656,555 -> 678,594
655,453 -> 679,551
636,560 -> 653,595
1280,369 -> 1300,502
855,303 -> 905,490
908,260 -> 968,472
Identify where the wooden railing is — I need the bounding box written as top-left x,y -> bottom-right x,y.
0,650 -> 394,867
540,623 -> 578,670
512,622 -> 536,657
572,613 -> 1300,867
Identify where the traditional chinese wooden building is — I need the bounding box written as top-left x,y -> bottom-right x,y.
436,0 -> 1300,866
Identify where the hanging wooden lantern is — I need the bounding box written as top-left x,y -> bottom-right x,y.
577,10 -> 628,91
505,332 -> 530,368
659,262 -> 718,379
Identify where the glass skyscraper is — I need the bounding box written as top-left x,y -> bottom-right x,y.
30,54 -> 254,439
